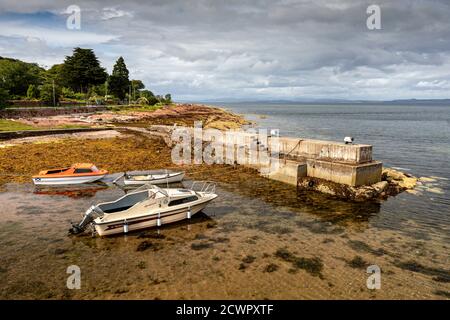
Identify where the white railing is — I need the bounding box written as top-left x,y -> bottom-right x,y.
130,183 -> 168,197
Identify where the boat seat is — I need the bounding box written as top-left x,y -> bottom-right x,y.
98,190 -> 149,213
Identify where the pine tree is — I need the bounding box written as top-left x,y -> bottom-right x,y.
109,57 -> 130,101
61,48 -> 107,93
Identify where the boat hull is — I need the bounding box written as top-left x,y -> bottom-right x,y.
123,172 -> 184,185
94,198 -> 212,236
32,175 -> 106,185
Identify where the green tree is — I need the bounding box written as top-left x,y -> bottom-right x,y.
109,57 -> 130,100
39,81 -> 62,106
140,89 -> 158,105
92,83 -> 107,97
61,87 -> 76,99
131,79 -> 145,90
0,57 -> 44,97
27,84 -> 40,99
45,64 -> 67,87
164,93 -> 172,103
0,87 -> 9,108
131,79 -> 145,101
60,48 -> 107,93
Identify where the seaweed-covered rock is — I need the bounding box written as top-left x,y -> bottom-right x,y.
298,167 -> 417,201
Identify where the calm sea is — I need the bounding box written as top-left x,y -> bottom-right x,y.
220,103 -> 450,232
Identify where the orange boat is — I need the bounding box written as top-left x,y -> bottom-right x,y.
32,163 -> 108,185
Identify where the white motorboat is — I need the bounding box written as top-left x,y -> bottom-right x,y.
69,182 -> 217,236
121,170 -> 185,186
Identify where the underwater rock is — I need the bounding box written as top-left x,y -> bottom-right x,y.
382,168 -> 417,190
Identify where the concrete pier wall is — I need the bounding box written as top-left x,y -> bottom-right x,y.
276,137 -> 373,164
266,160 -> 307,185
147,125 -> 382,188
264,137 -> 380,187
306,159 -> 382,187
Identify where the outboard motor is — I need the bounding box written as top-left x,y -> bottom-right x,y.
69,205 -> 103,235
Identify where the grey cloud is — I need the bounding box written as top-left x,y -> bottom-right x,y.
1,0 -> 450,100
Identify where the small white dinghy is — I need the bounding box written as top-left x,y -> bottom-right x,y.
69,182 -> 217,236
118,170 -> 185,186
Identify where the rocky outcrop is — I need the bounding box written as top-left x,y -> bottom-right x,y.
382,168 -> 418,191
298,167 -> 417,201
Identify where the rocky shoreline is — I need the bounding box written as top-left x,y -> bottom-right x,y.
3,103 -> 250,130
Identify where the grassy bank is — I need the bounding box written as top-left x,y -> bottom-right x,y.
0,119 -> 38,131
0,119 -> 93,132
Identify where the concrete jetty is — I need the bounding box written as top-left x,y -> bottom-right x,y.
269,137 -> 382,187
147,125 -> 382,189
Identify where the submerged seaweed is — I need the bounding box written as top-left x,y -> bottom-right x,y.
191,242 -> 213,250
242,255 -> 256,264
434,290 -> 450,298
136,240 -> 162,252
347,256 -> 368,269
395,260 -> 450,282
347,240 -> 387,256
274,248 -> 323,277
264,263 -> 279,273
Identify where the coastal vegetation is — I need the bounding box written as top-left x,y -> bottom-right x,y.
0,48 -> 172,108
0,119 -> 37,131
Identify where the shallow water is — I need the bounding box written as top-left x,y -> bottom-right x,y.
0,170 -> 448,299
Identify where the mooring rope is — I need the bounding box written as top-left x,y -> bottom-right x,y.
283,138 -> 302,164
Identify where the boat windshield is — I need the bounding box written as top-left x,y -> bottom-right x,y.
131,183 -> 169,197
91,165 -> 99,172
46,168 -> 69,174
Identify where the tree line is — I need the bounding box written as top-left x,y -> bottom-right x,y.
0,47 -> 171,108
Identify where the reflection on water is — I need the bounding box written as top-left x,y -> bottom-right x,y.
0,166 -> 448,299
33,183 -> 109,199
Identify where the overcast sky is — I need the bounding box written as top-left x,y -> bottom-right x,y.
1,0 -> 450,101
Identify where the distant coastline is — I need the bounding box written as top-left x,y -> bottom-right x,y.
191,98 -> 450,106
